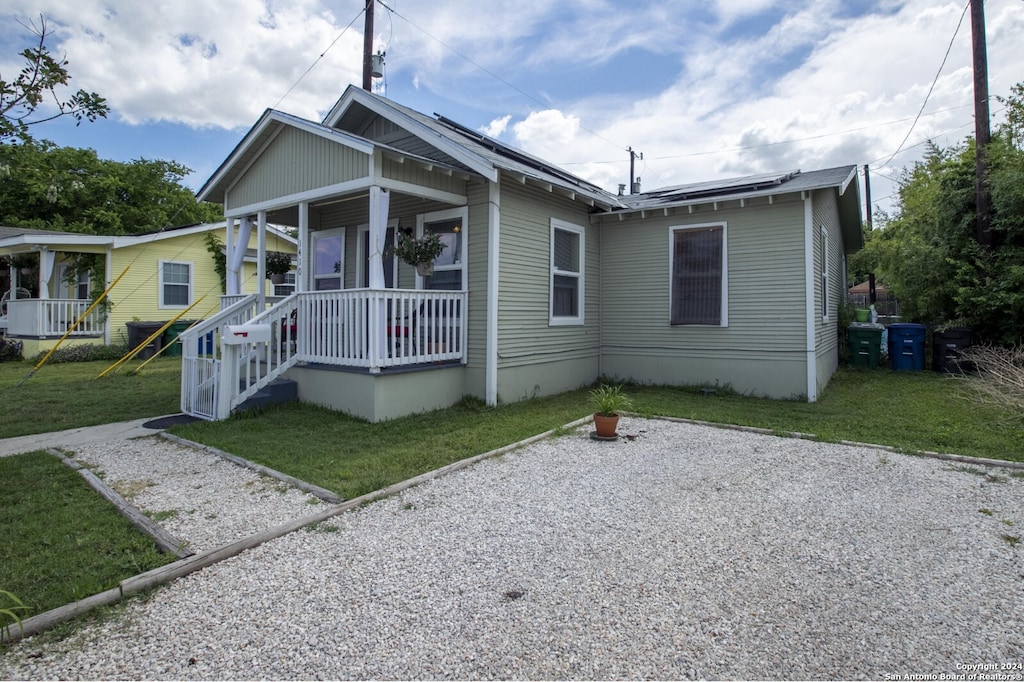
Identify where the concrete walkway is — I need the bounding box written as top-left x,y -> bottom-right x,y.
0,416 -> 172,457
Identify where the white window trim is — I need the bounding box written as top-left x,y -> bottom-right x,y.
820,226 -> 830,323
357,219 -> 400,288
311,227 -> 346,290
158,259 -> 193,309
549,218 -> 585,326
416,206 -> 468,290
668,222 -> 728,327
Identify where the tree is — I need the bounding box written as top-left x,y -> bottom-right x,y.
1,16 -> 109,144
0,140 -> 221,234
871,84 -> 1024,345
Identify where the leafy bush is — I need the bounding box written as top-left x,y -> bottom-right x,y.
0,338 -> 22,363
31,343 -> 129,364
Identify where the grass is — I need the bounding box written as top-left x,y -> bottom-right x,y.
0,451 -> 175,631
0,358 -> 181,439
168,368 -> 1024,500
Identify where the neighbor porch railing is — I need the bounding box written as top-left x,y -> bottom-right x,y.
3,298 -> 105,338
180,288 -> 467,420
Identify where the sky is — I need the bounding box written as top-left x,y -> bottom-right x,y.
2,0 -> 1024,223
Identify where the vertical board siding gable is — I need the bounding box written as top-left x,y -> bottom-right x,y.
227,127 -> 370,211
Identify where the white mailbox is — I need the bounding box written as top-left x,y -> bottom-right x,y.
223,323 -> 272,345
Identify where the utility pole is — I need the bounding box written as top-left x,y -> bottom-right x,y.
971,0 -> 992,248
863,164 -> 872,229
362,0 -> 375,92
628,146 -> 643,194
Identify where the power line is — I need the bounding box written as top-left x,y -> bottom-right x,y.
377,0 -> 630,155
271,4 -> 367,111
879,0 -> 971,167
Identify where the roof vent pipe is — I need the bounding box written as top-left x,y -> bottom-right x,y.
618,183 -> 626,196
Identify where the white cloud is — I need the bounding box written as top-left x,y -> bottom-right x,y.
512,109 -> 581,158
481,115 -> 511,138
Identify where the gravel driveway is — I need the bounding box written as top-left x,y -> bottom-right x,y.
2,417 -> 1022,680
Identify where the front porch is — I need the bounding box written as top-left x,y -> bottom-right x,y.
179,288 -> 467,422
1,298 -> 105,356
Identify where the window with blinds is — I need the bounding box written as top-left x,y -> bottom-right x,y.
670,224 -> 724,326
550,219 -> 584,325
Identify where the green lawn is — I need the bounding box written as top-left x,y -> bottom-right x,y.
0,358 -> 1020,638
0,357 -> 181,439
168,368 -> 1024,500
0,451 -> 175,633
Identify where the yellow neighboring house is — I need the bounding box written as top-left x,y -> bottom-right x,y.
0,222 -> 297,357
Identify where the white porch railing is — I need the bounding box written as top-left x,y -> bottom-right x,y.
4,299 -> 105,338
180,289 -> 467,420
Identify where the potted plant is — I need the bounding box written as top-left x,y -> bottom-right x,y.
589,384 -> 634,438
265,251 -> 293,284
390,230 -> 446,276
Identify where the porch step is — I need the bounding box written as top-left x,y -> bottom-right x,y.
235,377 -> 298,413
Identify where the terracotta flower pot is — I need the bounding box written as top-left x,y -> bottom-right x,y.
593,413 -> 620,438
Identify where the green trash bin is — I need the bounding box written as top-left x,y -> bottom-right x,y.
162,320 -> 195,357
847,324 -> 883,368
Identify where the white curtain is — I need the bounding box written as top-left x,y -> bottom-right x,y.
39,249 -> 56,299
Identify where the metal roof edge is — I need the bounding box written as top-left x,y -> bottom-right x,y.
323,86 -> 499,183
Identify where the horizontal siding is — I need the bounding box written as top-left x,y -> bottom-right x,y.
497,180 -> 599,369
464,182 -> 489,377
599,196 -> 807,364
107,235 -> 222,344
813,188 -> 844,391
228,127 -> 370,210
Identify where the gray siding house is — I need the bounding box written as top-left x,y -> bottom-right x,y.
181,85 -> 862,422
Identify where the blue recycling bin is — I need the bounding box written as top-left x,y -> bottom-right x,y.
888,323 -> 927,371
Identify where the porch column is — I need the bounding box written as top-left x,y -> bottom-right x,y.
367,187 -> 389,289
257,211 -> 267,311
224,217 -> 235,296
297,201 -> 309,293
368,187 -> 389,372
38,248 -> 55,299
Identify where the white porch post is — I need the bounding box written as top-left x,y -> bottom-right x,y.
224,217 -> 236,296
368,187 -> 389,371
257,211 -> 267,311
297,201 -> 309,293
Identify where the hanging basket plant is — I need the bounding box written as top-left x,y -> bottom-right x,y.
265,251 -> 293,282
389,230 -> 445,274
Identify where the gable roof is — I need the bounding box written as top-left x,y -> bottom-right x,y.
324,86 -> 624,211
0,222 -> 274,253
196,110 -> 376,205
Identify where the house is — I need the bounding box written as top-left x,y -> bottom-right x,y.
0,222 -> 297,357
181,84 -> 863,422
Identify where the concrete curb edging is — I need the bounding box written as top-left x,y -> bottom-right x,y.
1,415 -> 594,645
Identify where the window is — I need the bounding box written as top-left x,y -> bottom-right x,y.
820,226 -> 830,322
159,261 -> 192,308
312,229 -> 345,290
273,271 -> 296,297
550,219 -> 584,325
670,224 -> 726,326
57,264 -> 89,299
419,208 -> 466,291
